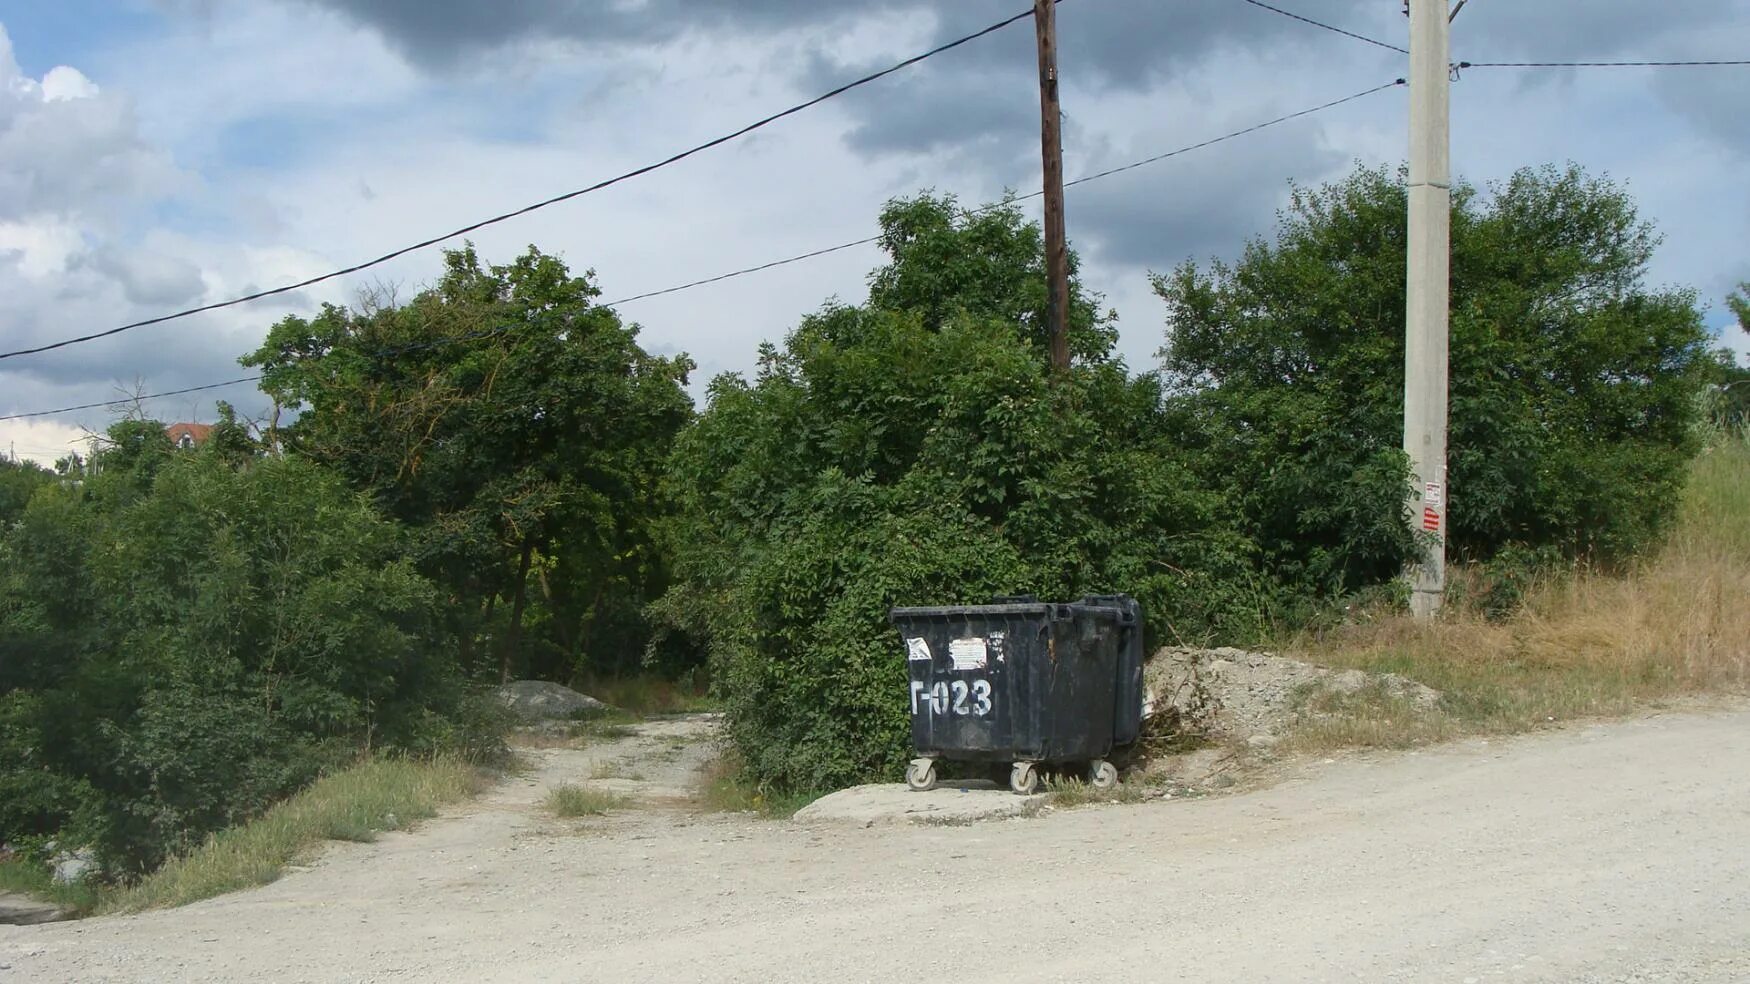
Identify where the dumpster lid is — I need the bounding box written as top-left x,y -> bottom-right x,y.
889,601 -> 1128,621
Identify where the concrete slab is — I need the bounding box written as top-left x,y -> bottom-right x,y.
794,781 -> 1041,827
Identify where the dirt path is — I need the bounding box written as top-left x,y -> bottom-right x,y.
5,708 -> 1748,983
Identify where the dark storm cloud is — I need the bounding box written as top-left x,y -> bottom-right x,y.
299,0 -> 1387,80
293,0 -> 874,65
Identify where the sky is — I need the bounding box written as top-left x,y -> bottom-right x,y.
2,0 -> 1748,465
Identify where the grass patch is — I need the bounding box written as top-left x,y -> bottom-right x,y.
1042,776 -> 1150,809
101,756 -> 485,914
693,756 -> 821,818
544,784 -> 629,817
1284,438 -> 1750,752
571,672 -> 716,716
0,858 -> 100,914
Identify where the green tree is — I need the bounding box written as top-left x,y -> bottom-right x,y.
656,196 -> 1253,791
0,455 -> 55,528
1719,285 -> 1750,428
1155,164 -> 1715,590
0,423 -> 476,872
243,246 -> 694,682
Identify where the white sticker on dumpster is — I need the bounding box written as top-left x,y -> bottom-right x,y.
949,637 -> 988,670
906,637 -> 933,662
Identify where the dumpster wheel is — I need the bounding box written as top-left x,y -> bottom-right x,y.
905,758 -> 939,792
1090,759 -> 1119,791
1009,762 -> 1040,796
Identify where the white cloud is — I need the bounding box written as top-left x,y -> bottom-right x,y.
39,65 -> 99,102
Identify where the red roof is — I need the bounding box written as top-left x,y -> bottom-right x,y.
165,423 -> 214,447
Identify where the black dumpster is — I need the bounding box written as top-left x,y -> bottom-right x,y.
1079,594 -> 1146,746
889,595 -> 1141,795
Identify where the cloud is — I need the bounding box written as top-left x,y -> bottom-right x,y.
0,28 -> 183,222
288,0 -> 871,68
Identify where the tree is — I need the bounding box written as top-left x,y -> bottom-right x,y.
0,422 -> 478,872
243,246 -> 694,682
655,196 -> 1254,791
1155,164 -> 1715,590
0,456 -> 54,528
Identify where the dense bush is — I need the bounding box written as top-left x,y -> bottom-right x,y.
654,197 -> 1257,791
1156,164 -> 1715,586
244,246 -> 694,684
0,430 -> 484,873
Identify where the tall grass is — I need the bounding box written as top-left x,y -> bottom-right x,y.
102,757 -> 485,913
569,672 -> 716,716
1287,437 -> 1750,749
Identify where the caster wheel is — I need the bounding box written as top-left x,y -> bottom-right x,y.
1009,762 -> 1040,796
905,759 -> 938,792
1090,759 -> 1119,791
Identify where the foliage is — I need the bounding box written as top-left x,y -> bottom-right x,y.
1155,164 -> 1715,589
243,246 -> 694,683
543,783 -> 629,817
0,455 -> 56,528
0,426 -> 492,873
656,196 -> 1255,791
1710,283 -> 1750,429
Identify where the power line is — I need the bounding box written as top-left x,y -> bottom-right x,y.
1056,80 -> 1405,192
0,378 -> 264,422
0,4 -> 1052,365
1460,59 -> 1750,69
0,78 -> 1403,423
1239,0 -> 1408,55
607,80 -> 1406,306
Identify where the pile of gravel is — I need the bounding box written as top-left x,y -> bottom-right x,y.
1142,646 -> 1440,743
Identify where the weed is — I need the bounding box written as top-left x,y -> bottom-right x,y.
1042,776 -> 1151,809
544,784 -> 629,818
1282,438 -> 1750,752
692,755 -> 821,819
0,859 -> 100,915
569,674 -> 716,717
102,757 -> 485,914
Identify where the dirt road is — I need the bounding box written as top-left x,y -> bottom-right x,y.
4,708 -> 1747,983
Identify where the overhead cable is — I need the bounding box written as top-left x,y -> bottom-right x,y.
0,78 -> 1402,423
1239,0 -> 1407,55
0,3 -> 1052,363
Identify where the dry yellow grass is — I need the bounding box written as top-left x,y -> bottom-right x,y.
1285,436 -> 1749,750
101,757 -> 486,913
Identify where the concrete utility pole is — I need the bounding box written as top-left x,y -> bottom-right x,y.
1034,0 -> 1071,374
1403,0 -> 1453,618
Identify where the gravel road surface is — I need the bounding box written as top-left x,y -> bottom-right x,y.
4,708 -> 1746,983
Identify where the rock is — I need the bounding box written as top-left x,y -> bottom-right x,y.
495,680 -> 610,722
51,849 -> 95,885
1141,646 -> 1441,744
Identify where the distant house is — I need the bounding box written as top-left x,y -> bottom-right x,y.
165,423 -> 213,450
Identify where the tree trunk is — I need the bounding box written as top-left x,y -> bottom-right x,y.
502,540 -> 535,684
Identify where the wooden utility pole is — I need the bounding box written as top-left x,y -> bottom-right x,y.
1034,0 -> 1070,373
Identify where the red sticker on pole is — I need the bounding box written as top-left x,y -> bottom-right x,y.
1422,507 -> 1441,533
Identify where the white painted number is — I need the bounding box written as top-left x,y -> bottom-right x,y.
911,677 -> 994,717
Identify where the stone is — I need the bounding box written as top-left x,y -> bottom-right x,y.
51,848 -> 95,885
495,680 -> 611,722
